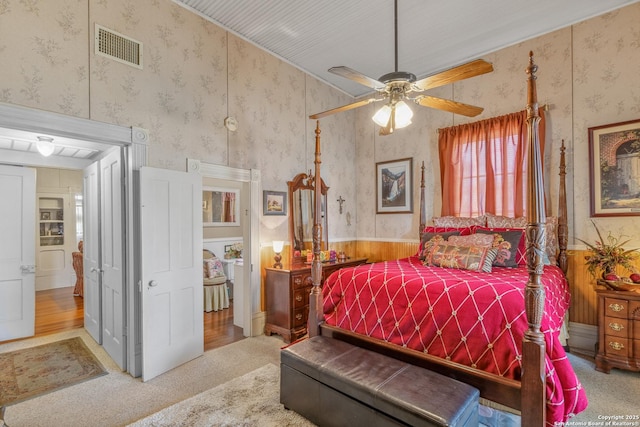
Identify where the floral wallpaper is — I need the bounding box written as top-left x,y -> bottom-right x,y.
0,0 -> 355,245
1,0 -> 640,248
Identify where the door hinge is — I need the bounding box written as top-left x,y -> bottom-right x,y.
138,280 -> 142,292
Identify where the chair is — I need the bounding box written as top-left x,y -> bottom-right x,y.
203,249 -> 230,312
72,240 -> 83,297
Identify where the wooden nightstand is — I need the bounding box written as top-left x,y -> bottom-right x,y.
595,288 -> 640,373
264,258 -> 367,343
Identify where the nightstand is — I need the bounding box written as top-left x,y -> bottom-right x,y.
595,288 -> 640,373
264,258 -> 367,343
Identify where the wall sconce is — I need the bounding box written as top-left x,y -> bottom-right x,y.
36,136 -> 55,157
272,240 -> 284,269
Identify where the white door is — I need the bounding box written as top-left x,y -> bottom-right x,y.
100,149 -> 126,368
140,167 -> 203,381
0,165 -> 36,341
83,161 -> 101,342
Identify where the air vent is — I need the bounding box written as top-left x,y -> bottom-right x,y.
95,24 -> 143,69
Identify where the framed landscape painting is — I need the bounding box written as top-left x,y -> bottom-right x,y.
376,158 -> 413,214
589,118 -> 640,217
263,190 -> 287,216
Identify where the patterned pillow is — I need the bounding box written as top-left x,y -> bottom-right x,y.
475,227 -> 525,267
424,243 -> 498,272
432,215 -> 486,228
204,257 -> 225,278
417,227 -> 469,257
418,231 -> 461,260
448,233 -> 495,247
485,213 -> 528,228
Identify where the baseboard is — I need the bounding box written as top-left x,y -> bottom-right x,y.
252,311 -> 266,337
567,322 -> 597,357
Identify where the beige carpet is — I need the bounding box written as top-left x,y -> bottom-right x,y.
128,364 -> 314,426
2,329 -> 638,427
0,337 -> 107,407
0,329 -> 293,427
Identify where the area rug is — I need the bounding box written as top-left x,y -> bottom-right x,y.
128,363 -> 315,427
0,337 -> 107,407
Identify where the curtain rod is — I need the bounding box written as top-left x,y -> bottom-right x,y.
436,104 -> 550,133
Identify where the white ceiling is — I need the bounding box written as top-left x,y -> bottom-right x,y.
175,0 -> 639,98
0,127 -> 114,169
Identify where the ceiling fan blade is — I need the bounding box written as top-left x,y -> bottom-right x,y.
414,59 -> 493,91
416,96 -> 484,117
309,98 -> 378,119
329,66 -> 385,90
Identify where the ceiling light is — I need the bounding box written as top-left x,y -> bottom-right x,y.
372,104 -> 392,127
372,100 -> 413,130
394,100 -> 413,129
36,136 -> 55,157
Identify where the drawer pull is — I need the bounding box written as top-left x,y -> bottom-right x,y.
608,303 -> 625,312
295,295 -> 303,302
608,322 -> 624,332
296,313 -> 303,321
294,277 -> 302,285
609,341 -> 624,351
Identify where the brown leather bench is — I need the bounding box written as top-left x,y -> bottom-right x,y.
281,336 -> 479,426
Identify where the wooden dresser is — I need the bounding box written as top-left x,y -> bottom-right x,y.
264,258 -> 367,343
595,288 -> 640,373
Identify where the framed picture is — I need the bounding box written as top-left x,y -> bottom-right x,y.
40,211 -> 50,220
263,190 -> 287,216
202,187 -> 240,226
589,118 -> 640,217
376,158 -> 413,214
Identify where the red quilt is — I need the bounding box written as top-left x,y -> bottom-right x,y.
323,256 -> 588,425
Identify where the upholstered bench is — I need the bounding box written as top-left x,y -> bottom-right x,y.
281,336 -> 479,427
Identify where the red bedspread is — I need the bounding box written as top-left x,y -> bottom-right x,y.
322,256 -> 588,425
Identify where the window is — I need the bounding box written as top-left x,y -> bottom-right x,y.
438,110 -> 545,218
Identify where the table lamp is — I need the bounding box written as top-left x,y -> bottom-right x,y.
273,240 -> 284,269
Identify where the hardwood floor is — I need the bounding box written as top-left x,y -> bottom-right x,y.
34,287 -> 84,336
30,286 -> 243,351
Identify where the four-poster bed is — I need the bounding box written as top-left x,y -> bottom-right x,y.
301,52 -> 586,426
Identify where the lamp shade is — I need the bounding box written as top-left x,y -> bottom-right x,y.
272,240 -> 284,253
372,104 -> 392,127
394,101 -> 413,129
36,136 -> 55,157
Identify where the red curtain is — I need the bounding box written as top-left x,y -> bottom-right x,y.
438,110 -> 545,217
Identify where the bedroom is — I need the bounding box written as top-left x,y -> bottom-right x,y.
0,0 -> 639,398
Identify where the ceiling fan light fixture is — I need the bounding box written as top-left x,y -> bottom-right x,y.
36,136 -> 55,157
394,100 -> 413,129
372,104 -> 392,127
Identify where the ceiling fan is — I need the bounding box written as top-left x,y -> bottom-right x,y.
309,0 -> 493,135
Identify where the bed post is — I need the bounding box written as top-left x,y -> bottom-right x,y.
419,161 -> 426,240
308,120 -> 323,338
558,140 -> 568,275
522,51 -> 547,427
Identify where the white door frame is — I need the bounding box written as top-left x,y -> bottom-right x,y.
0,102 -> 148,377
187,159 -> 263,337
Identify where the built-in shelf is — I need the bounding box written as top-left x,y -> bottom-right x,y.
39,197 -> 64,246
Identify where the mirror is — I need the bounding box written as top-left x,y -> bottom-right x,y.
203,187 -> 240,226
288,172 -> 328,256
